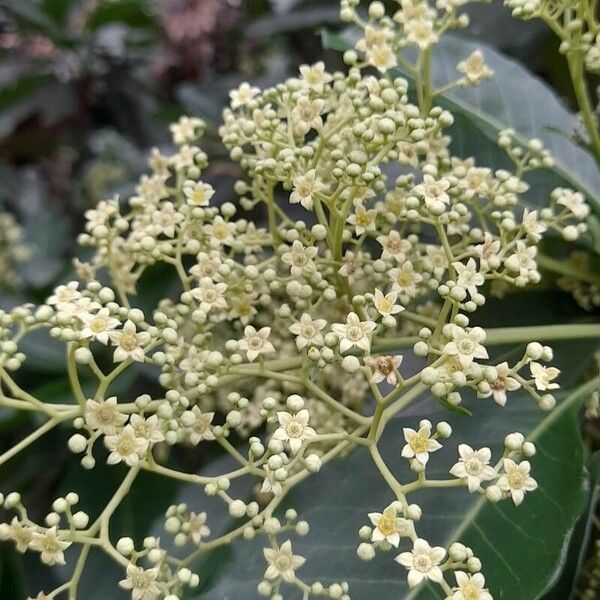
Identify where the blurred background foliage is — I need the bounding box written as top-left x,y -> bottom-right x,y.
0,1 -> 597,598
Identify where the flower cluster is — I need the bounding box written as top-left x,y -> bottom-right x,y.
0,1 -> 596,599
0,211 -> 31,289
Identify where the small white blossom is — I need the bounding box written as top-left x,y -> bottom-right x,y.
373,288 -> 404,317
401,423 -> 442,465
119,564 -> 160,600
105,424 -> 149,466
453,258 -> 484,297
497,459 -> 537,505
229,82 -> 260,109
110,320 -> 150,363
482,362 -> 520,406
85,396 -> 127,435
331,312 -> 376,354
239,326 -> 275,362
288,313 -> 327,350
529,362 -> 560,391
452,571 -> 493,600
395,538 -> 446,588
184,181 -> 215,207
449,445 -> 497,493
30,527 -> 70,566
443,325 -> 488,368
368,504 -> 410,547
79,308 -> 120,344
364,355 -> 403,385
290,170 -> 326,211
457,50 -> 493,84
272,409 -> 316,453
263,540 -> 305,582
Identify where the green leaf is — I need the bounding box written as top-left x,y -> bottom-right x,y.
321,30 -> 600,214
189,339 -> 597,600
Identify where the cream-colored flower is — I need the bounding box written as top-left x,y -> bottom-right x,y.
299,61 -> 332,91
188,511 -> 210,544
449,445 -> 497,492
191,278 -> 228,313
229,82 -> 260,109
554,187 -> 589,219
395,538 -> 446,588
452,572 -> 493,600
188,407 -> 215,445
373,288 -> 404,317
365,355 -> 403,385
453,258 -> 484,297
497,459 -> 537,505
443,325 -> 488,368
368,504 -> 410,547
529,362 -> 560,391
151,201 -> 184,237
331,312 -> 376,354
263,540 -> 305,582
389,261 -> 423,301
292,96 -> 324,135
281,239 -> 318,275
272,409 -> 316,453
289,313 -> 327,350
474,233 -> 501,272
79,308 -> 120,344
347,203 -> 378,236
9,517 -> 33,552
119,564 -> 160,600
401,423 -> 442,465
110,320 -> 150,363
129,414 -> 164,445
105,424 -> 149,466
405,19 -> 438,50
169,115 -> 203,145
239,326 -> 275,362
85,396 -> 127,434
377,230 -> 412,262
505,241 -> 537,277
289,169 -> 325,211
204,215 -> 234,247
522,208 -> 546,241
184,181 -> 215,206
30,527 -> 70,566
481,362 -> 520,406
457,50 -> 493,84
367,43 -> 397,72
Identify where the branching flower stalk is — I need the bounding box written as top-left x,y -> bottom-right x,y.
0,1 -> 599,599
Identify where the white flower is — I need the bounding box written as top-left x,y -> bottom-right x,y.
188,511 -> 210,544
377,230 -> 412,262
497,459 -> 537,505
423,245 -> 448,279
260,466 -> 282,496
119,564 -> 160,600
229,82 -> 260,109
443,325 -> 489,368
191,278 -> 228,313
414,174 -> 450,209
452,571 -> 493,600
272,409 -> 316,453
347,203 -> 378,235
188,407 -> 215,445
171,144 -> 199,170
290,169 -> 325,211
474,234 -> 501,272
289,313 -> 327,350
331,312 -> 376,354
184,181 -> 215,206
204,216 -> 234,247
481,362 -> 520,406
30,527 -> 70,566
406,19 -> 439,50
364,355 -> 403,385
368,504 -> 410,547
395,538 -> 446,588
169,115 -> 203,145
85,396 -> 127,434
457,50 -> 494,84
281,240 -> 318,275
367,43 -> 397,72
291,96 -> 324,136
9,517 -> 33,552
79,308 -> 120,344
529,362 -> 560,391
449,445 -> 497,492
453,258 -> 484,297
263,540 -> 305,582
47,282 -> 80,306
554,187 -> 590,219
105,424 -> 149,466
130,414 -> 164,445
110,320 -> 151,363
299,61 -> 332,91
239,326 -> 275,362
372,288 -> 404,318
505,241 -> 537,277
151,201 -> 184,237
389,261 -> 423,301
401,423 -> 442,465
522,208 -> 546,241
